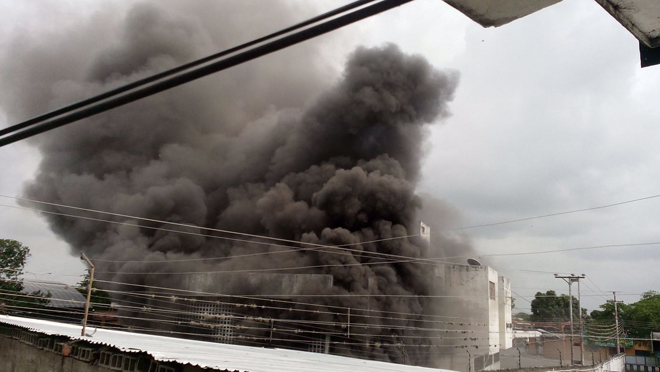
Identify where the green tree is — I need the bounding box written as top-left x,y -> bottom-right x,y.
514,311 -> 531,321
623,291 -> 660,337
589,291 -> 660,342
77,269 -> 112,311
0,239 -> 49,313
530,290 -> 587,322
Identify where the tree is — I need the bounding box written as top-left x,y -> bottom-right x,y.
77,269 -> 112,311
622,291 -> 660,337
514,311 -> 531,321
589,291 -> 660,341
530,290 -> 587,322
0,239 -> 49,313
0,239 -> 30,313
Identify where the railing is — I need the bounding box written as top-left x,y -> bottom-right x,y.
625,356 -> 660,367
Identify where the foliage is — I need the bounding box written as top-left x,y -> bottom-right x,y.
0,239 -> 49,313
530,290 -> 587,322
589,291 -> 660,341
77,269 -> 112,311
514,311 -> 531,321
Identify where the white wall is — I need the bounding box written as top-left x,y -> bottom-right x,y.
488,267 -> 500,356
499,276 -> 513,349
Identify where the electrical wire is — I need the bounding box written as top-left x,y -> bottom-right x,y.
0,0 -> 379,139
0,202 -> 458,268
0,0 -> 416,146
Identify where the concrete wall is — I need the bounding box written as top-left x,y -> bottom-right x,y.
495,353 -> 625,372
0,336 -> 106,372
540,338 -> 582,365
499,276 -> 513,350
439,264 -> 512,371
488,267 -> 500,357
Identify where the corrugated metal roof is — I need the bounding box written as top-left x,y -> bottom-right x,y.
21,281 -> 87,309
0,315 -> 456,372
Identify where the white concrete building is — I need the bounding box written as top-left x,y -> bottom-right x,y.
434,263 -> 513,371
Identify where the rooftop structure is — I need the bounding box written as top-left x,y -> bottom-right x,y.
443,0 -> 660,67
21,281 -> 86,309
0,314 -> 456,372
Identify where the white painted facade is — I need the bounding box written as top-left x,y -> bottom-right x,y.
437,263 -> 513,371
498,276 -> 513,350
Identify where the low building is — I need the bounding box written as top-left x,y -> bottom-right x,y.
433,263 -> 513,371
0,314 -> 458,372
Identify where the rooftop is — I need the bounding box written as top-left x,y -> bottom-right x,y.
21,281 -> 87,309
0,315 -> 455,372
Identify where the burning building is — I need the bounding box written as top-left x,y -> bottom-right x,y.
0,1 -> 512,369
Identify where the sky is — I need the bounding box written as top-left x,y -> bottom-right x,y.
0,0 -> 659,313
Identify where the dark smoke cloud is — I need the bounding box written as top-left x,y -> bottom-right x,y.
1,1 -> 467,366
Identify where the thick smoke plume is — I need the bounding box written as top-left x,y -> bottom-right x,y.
1,2 -> 467,366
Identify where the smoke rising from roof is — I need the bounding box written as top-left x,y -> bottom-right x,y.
0,1 -> 468,365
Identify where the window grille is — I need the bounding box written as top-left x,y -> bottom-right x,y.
123,356 -> 138,372
79,348 -> 92,362
111,354 -> 124,370
99,351 -> 113,366
178,299 -> 235,344
307,337 -> 325,354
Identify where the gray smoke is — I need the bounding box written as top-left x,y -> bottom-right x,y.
1,1 -> 467,366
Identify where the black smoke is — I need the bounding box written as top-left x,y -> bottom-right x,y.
0,2 -> 466,366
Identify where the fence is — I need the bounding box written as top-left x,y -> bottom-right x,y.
625,355 -> 660,372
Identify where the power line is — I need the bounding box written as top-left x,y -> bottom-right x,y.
480,241 -> 660,258
449,193 -> 660,232
0,0 -> 379,139
0,200 -> 459,268
14,273 -> 494,323
0,0 -> 414,146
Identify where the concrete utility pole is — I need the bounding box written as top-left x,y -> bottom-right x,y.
609,292 -> 623,354
578,279 -> 584,365
555,274 -> 585,365
80,253 -> 95,337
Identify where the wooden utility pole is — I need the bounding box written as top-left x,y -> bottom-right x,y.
80,253 -> 95,337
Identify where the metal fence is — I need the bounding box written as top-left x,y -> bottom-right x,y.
626,356 -> 660,367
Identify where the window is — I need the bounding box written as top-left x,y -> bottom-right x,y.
79,348 -> 92,362
157,365 -> 177,372
148,361 -> 159,372
99,351 -> 113,366
489,281 -> 496,301
307,337 -> 325,354
111,354 -> 124,370
123,356 -> 138,372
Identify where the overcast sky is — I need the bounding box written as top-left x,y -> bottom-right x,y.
0,0 -> 659,312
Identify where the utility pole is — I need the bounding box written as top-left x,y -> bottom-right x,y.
609,292 -> 623,354
555,274 -> 585,365
80,253 -> 95,337
578,279 -> 584,365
